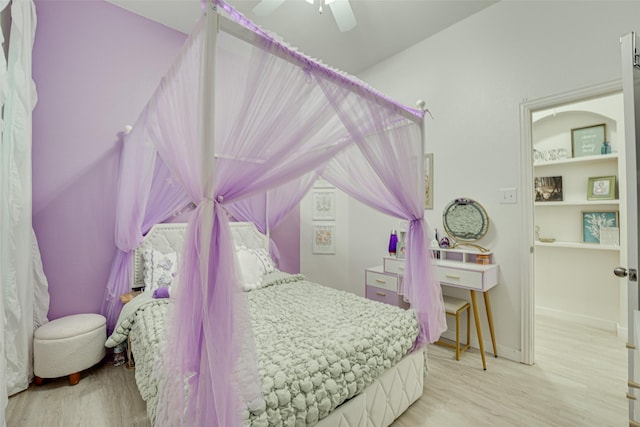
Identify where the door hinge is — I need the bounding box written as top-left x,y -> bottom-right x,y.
627,392 -> 637,400
630,380 -> 640,389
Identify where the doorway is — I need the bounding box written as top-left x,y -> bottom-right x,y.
520,81 -> 627,364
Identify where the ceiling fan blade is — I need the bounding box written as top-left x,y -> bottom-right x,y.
328,0 -> 356,32
252,0 -> 286,16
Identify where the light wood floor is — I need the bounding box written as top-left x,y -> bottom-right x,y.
7,314 -> 627,427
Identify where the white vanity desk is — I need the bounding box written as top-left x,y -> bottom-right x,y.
366,248 -> 499,370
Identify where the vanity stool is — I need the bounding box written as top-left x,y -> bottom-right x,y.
436,296 -> 470,361
33,313 -> 106,385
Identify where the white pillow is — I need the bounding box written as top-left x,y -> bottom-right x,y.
236,247 -> 276,291
143,248 -> 178,292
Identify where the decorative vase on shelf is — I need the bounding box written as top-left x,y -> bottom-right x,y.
601,141 -> 611,154
388,230 -> 398,256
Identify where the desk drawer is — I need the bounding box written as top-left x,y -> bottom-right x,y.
365,285 -> 410,309
384,258 -> 406,275
365,270 -> 397,292
437,266 -> 483,290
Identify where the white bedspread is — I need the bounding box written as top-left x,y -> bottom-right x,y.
106,272 -> 420,426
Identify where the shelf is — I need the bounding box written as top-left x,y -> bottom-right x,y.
534,200 -> 619,206
534,241 -> 620,251
533,152 -> 618,167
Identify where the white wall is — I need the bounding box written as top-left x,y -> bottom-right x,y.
343,1 -> 640,359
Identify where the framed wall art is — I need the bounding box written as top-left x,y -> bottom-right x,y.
312,190 -> 336,220
582,210 -> 618,243
534,176 -> 563,202
571,123 -> 606,158
312,223 -> 336,254
424,153 -> 433,210
587,175 -> 616,201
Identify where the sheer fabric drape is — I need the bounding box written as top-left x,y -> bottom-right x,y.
100,138 -> 192,331
226,172 -> 318,266
0,1 -> 50,415
115,3 -> 443,425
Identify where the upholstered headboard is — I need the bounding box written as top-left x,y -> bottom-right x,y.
131,221 -> 269,289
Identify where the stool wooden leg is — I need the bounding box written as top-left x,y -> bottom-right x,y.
470,290 -> 487,370
455,311 -> 461,361
483,291 -> 498,357
466,305 -> 471,348
69,372 -> 81,386
34,376 -> 45,386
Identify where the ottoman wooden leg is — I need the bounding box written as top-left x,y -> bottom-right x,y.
34,376 -> 45,386
69,372 -> 81,386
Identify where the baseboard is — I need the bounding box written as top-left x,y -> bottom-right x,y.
535,306 -> 617,332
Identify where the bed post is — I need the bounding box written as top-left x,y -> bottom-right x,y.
198,2 -> 219,277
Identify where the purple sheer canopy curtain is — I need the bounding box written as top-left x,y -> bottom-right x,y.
142,3 -> 430,424
320,84 -> 446,346
100,123 -> 191,332
226,171 -> 318,266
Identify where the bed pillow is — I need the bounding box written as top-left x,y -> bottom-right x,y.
236,247 -> 276,291
143,248 -> 178,292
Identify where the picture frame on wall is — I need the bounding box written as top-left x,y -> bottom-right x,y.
424,153 -> 433,210
534,176 -> 563,202
582,210 -> 619,243
571,123 -> 606,158
312,223 -> 336,254
312,190 -> 336,220
587,175 -> 616,201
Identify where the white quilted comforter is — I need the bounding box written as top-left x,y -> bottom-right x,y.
106,272 -> 420,426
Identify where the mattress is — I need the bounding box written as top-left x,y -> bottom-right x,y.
107,272 -> 423,426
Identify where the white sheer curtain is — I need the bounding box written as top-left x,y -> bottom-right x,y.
0,3 -> 48,425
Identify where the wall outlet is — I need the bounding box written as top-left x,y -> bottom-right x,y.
500,188 -> 517,204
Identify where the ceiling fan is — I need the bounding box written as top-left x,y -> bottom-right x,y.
252,0 -> 357,32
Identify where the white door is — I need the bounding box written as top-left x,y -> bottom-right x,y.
620,32 -> 640,425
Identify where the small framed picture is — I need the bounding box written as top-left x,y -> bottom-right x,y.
582,210 -> 619,243
312,223 -> 335,254
571,123 -> 606,158
587,175 -> 616,200
424,153 -> 433,210
534,176 -> 563,202
312,190 -> 336,220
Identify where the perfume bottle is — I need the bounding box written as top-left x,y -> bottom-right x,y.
388,230 -> 398,256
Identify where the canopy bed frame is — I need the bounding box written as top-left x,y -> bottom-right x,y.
101,1 -> 446,425
117,222 -> 425,426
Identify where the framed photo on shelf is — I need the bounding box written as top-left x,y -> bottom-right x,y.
312,190 -> 336,220
312,223 -> 336,254
582,210 -> 619,243
587,175 -> 616,200
424,153 -> 433,210
534,176 -> 563,202
571,123 -> 606,158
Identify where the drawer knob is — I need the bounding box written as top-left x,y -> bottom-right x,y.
445,274 -> 461,280
375,279 -> 386,284
376,291 -> 387,297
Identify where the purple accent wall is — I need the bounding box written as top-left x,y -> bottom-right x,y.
32,0 -> 187,319
32,1 -> 300,319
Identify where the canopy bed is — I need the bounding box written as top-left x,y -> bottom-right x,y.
100,1 -> 446,425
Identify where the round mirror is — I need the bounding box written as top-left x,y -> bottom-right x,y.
442,198 -> 490,242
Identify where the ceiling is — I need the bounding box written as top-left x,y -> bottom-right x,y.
106,0 -> 497,74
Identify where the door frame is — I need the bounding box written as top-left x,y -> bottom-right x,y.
519,79 -> 623,365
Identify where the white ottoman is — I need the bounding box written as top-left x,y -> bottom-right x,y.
34,313 -> 106,385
